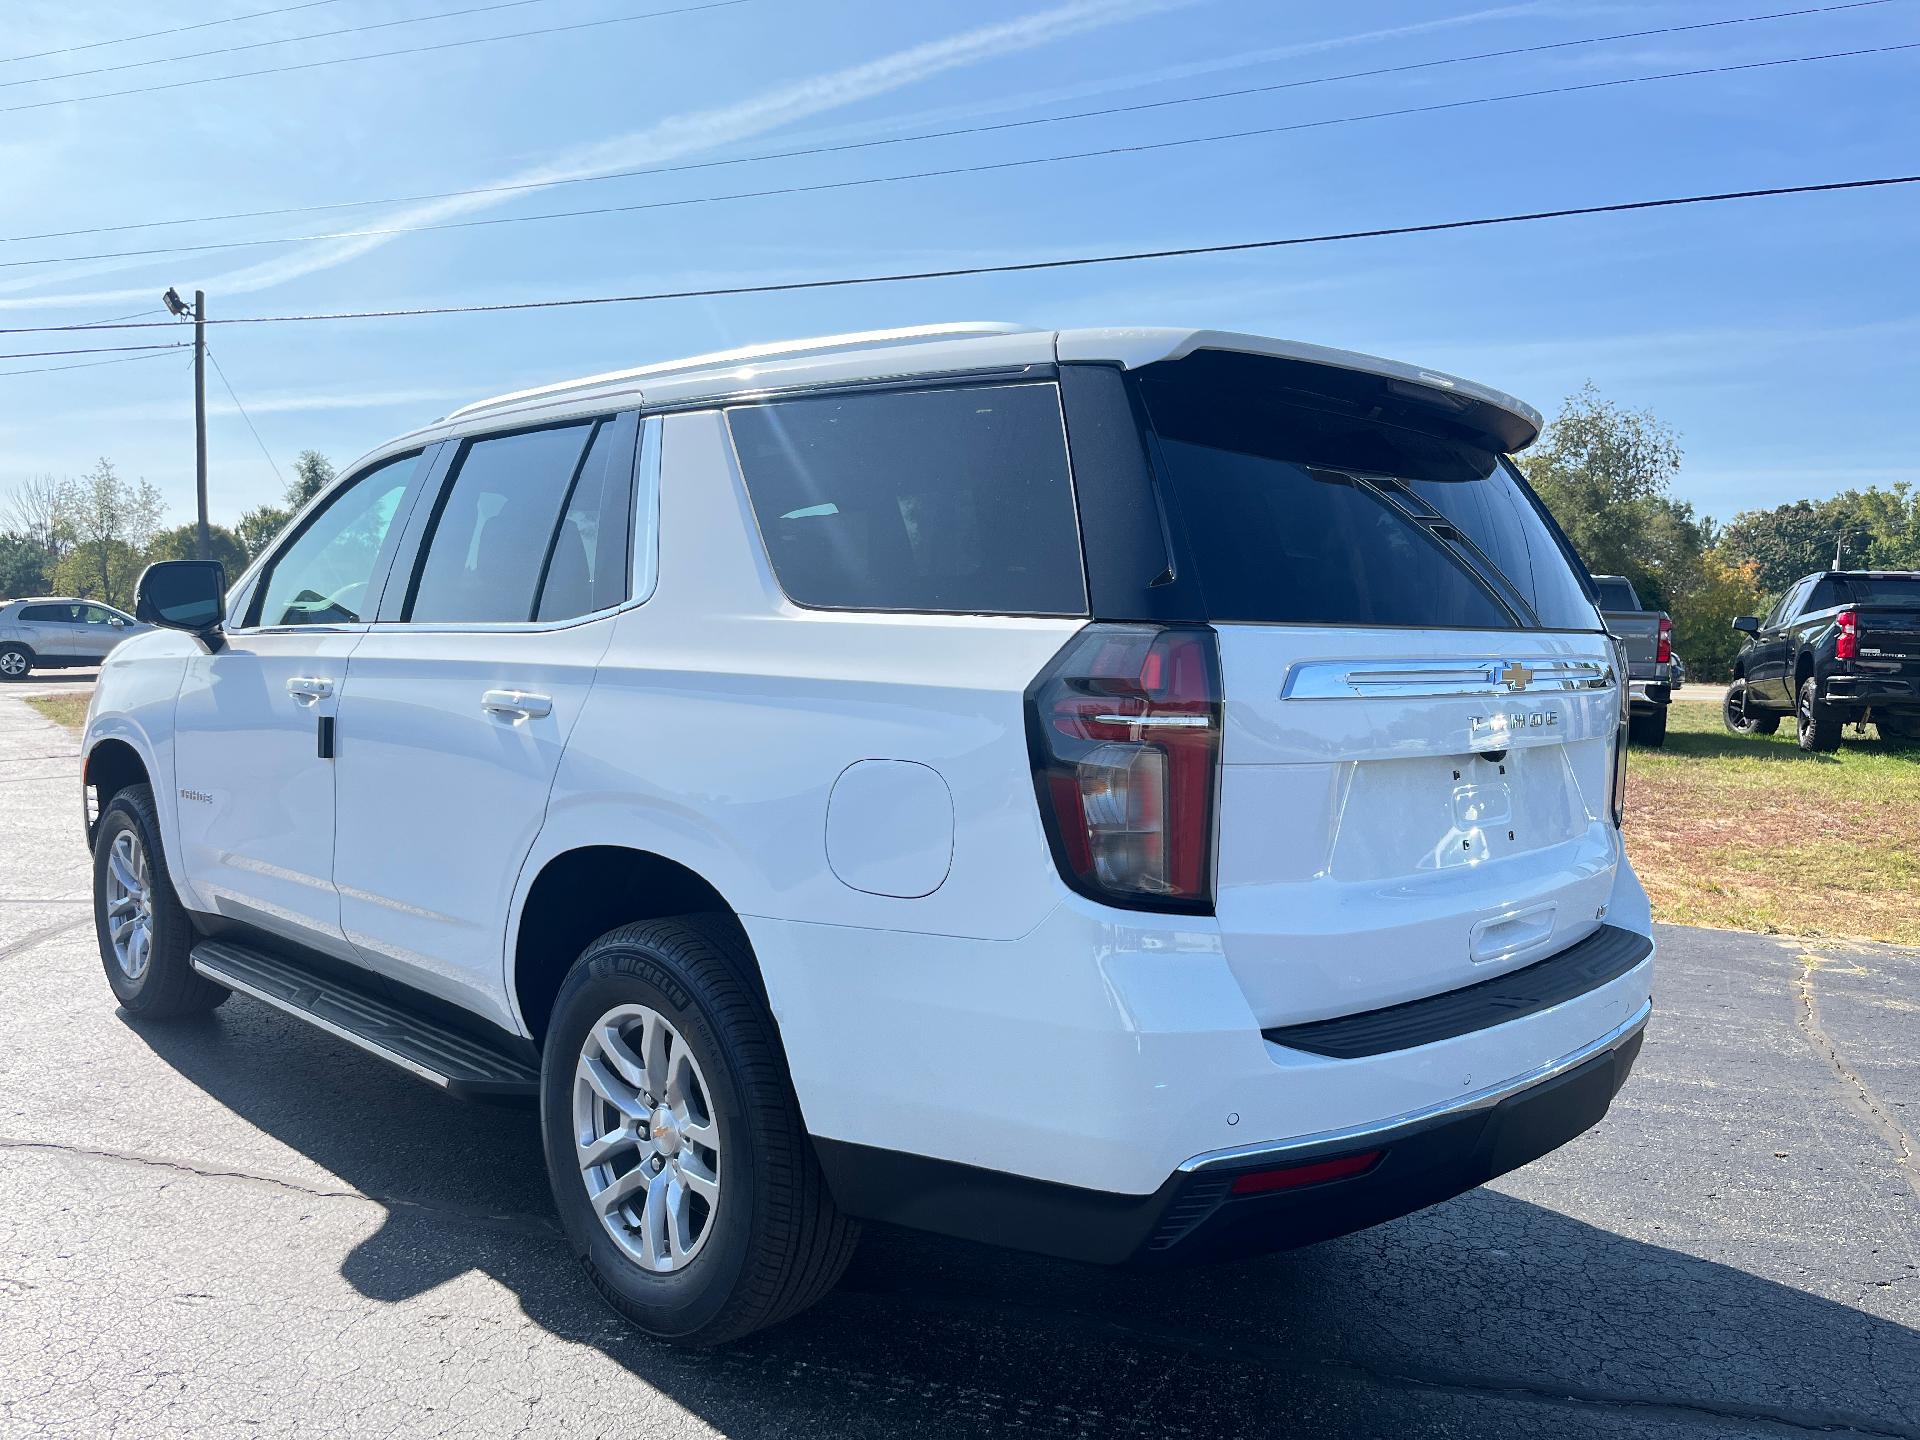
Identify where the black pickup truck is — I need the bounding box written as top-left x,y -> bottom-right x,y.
1724,570 -> 1920,751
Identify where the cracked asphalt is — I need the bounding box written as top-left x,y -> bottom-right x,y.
1,691 -> 1916,1439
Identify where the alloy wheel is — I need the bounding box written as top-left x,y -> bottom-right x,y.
0,651 -> 25,677
572,1003 -> 722,1273
104,830 -> 154,980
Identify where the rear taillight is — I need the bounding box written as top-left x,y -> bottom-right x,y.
1025,624 -> 1221,913
1836,609 -> 1858,661
1610,638 -> 1629,827
1655,616 -> 1672,665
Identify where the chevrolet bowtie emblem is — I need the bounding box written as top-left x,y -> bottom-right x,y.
1498,661 -> 1535,692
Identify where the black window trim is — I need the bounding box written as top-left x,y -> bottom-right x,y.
723,375 -> 1094,621
234,445 -> 435,634
373,408 -> 650,632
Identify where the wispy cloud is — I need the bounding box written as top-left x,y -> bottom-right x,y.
72,384 -> 475,423
761,1 -> 1574,152
2,0 -> 1190,312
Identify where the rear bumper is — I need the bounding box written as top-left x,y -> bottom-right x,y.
1824,674 -> 1920,707
816,1003 -> 1648,1264
1627,679 -> 1669,712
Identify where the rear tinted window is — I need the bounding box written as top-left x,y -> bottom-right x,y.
727,383 -> 1086,616
1840,575 -> 1920,607
1138,353 -> 1596,630
1593,578 -> 1639,612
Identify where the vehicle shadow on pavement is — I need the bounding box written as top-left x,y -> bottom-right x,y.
125,1007 -> 1920,1440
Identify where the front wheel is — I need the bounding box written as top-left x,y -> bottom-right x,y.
92,785 -> 228,1017
540,916 -> 858,1345
1796,678 -> 1842,753
1723,679 -> 1780,736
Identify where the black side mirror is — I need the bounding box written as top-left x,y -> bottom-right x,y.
136,560 -> 226,635
1731,616 -> 1760,636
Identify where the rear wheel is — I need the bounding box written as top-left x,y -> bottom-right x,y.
1627,705 -> 1668,748
1877,715 -> 1920,748
92,785 -> 228,1017
540,915 -> 858,1345
1796,677 -> 1842,753
1723,679 -> 1780,736
0,644 -> 30,681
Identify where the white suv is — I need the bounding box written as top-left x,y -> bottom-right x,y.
84,323 -> 1653,1344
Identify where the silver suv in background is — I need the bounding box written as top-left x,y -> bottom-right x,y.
0,597 -> 148,680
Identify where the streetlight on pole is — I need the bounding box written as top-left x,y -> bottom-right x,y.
162,286 -> 210,561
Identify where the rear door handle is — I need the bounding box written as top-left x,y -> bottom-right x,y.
286,676 -> 334,703
481,689 -> 553,722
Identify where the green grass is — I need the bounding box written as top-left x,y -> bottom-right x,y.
22,694 -> 89,731
1626,701 -> 1920,945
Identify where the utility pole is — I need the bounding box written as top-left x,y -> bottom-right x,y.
162,286 -> 211,560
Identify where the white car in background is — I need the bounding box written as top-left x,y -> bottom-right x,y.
79,323 -> 1655,1345
0,597 -> 148,679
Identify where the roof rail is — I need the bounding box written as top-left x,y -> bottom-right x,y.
442,321 -> 1032,422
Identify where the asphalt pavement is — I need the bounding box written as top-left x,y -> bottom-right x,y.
1,691 -> 1915,1439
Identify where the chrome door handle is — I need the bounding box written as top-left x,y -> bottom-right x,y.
286,676 -> 334,703
481,689 -> 553,721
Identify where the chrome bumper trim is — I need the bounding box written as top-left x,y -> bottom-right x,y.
1178,996 -> 1652,1175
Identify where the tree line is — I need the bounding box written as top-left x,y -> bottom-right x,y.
1520,383 -> 1920,680
0,451 -> 336,609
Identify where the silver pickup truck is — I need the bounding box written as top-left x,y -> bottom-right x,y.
1593,575 -> 1673,747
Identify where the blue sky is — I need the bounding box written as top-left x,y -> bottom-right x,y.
1,0 -> 1915,529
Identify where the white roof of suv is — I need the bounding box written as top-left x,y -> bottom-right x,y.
417,323 -> 1542,452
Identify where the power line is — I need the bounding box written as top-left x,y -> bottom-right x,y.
5,174 -> 1915,337
205,349 -> 287,488
0,349 -> 183,379
8,38 -> 1914,273
0,1 -> 350,67
2,0 -> 564,94
0,343 -> 190,358
0,0 -> 754,114
1,0 -> 1895,248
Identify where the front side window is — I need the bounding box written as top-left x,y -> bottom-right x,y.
80,605 -> 117,625
727,383 -> 1087,616
253,452 -> 420,627
1136,351 -> 1599,631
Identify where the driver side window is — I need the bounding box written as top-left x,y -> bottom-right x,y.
251,452 -> 421,628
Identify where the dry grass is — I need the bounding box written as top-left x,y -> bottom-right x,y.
1625,702 -> 1920,945
22,694 -> 89,731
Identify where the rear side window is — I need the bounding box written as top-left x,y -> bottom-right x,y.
1807,577 -> 1849,612
727,383 -> 1086,616
408,423 -> 596,624
1137,352 -> 1598,631
18,603 -> 69,622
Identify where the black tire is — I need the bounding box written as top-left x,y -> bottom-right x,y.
1796,677 -> 1842,753
1723,679 -> 1780,736
1628,705 -> 1668,748
1877,715 -> 1920,748
92,784 -> 228,1017
540,915 -> 858,1345
0,643 -> 31,681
